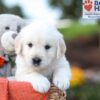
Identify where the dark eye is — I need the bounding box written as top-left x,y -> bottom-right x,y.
28,43 -> 33,48
45,45 -> 51,50
5,26 -> 10,30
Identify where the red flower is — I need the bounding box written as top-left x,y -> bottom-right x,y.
0,56 -> 5,67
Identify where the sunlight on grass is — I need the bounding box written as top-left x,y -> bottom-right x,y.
59,22 -> 100,40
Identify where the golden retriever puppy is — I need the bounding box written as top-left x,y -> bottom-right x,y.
15,21 -> 71,93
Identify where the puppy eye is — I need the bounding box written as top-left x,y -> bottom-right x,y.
5,26 -> 10,30
28,43 -> 33,48
45,45 -> 51,50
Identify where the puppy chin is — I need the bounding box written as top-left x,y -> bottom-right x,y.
32,64 -> 46,69
31,63 -> 48,69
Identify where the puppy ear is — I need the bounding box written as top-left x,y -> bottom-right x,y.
57,33 -> 66,59
14,34 -> 23,55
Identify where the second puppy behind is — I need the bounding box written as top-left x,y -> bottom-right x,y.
14,21 -> 71,93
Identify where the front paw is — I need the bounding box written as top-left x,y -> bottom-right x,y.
53,75 -> 70,90
31,77 -> 50,93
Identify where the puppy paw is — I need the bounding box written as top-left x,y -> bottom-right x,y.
31,76 -> 50,93
53,75 -> 70,90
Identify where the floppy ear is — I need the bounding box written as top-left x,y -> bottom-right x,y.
57,33 -> 66,59
14,34 -> 23,55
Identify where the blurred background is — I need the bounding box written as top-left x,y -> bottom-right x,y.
0,0 -> 100,100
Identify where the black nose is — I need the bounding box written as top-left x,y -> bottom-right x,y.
32,57 -> 42,66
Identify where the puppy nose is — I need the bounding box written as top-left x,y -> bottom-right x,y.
32,57 -> 41,66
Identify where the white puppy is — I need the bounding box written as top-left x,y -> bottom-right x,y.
15,21 -> 71,93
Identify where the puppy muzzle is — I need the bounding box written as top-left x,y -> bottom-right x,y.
32,57 -> 42,66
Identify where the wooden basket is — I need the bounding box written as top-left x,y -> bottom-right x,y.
48,84 -> 67,100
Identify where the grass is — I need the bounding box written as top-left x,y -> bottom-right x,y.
67,83 -> 100,100
58,22 -> 100,40
58,22 -> 100,100
59,22 -> 100,99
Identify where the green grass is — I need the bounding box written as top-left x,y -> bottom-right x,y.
67,83 -> 100,100
58,22 -> 100,40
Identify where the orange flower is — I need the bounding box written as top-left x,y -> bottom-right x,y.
0,56 -> 5,67
70,66 -> 85,87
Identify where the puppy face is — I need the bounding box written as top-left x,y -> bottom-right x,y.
15,21 -> 66,68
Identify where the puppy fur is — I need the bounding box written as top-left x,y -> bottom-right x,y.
15,20 -> 71,93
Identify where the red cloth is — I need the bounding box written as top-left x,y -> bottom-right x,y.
0,78 -> 49,100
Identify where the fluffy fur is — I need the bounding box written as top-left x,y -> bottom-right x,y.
15,20 -> 71,93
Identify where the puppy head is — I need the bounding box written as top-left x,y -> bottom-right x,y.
15,21 -> 66,68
